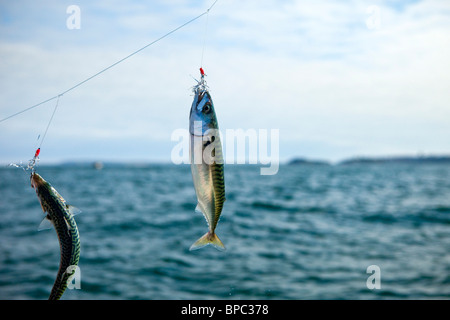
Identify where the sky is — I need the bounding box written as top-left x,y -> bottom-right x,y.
0,0 -> 449,164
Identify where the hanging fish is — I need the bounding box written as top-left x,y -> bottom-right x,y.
189,70 -> 226,251
30,172 -> 81,300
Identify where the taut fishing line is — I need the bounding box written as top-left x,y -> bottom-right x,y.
38,94 -> 61,150
200,2 -> 212,68
195,0 -> 218,93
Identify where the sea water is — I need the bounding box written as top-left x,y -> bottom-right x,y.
0,163 -> 449,299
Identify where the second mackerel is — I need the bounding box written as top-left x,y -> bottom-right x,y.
31,172 -> 81,300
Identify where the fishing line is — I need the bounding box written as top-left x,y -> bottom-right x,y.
0,0 -> 220,124
9,96 -> 61,172
200,8 -> 210,68
38,94 -> 61,150
200,0 -> 219,68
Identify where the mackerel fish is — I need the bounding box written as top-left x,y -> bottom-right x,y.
189,78 -> 226,251
31,172 -> 81,300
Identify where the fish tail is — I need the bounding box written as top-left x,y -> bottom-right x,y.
189,232 -> 225,251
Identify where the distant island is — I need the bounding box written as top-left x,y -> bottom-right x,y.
287,158 -> 331,165
288,155 -> 450,166
339,155 -> 450,165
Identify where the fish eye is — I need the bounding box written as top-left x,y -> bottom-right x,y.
203,102 -> 211,113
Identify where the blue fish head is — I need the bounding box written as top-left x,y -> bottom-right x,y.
189,89 -> 218,136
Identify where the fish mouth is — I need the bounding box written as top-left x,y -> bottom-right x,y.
197,91 -> 206,104
30,173 -> 45,189
195,89 -> 209,107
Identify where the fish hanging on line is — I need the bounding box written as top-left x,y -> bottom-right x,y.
31,172 -> 81,300
189,68 -> 226,251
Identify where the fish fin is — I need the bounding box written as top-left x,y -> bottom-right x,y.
67,205 -> 82,216
189,232 -> 226,251
195,204 -> 203,214
38,216 -> 53,231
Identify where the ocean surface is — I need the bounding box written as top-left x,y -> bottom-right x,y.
0,163 -> 449,300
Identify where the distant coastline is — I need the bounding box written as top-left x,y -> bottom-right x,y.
339,155 -> 450,165
3,155 -> 450,168
287,158 -> 331,166
288,155 -> 450,166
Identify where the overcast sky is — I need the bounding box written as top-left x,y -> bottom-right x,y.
1,0 -> 449,164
